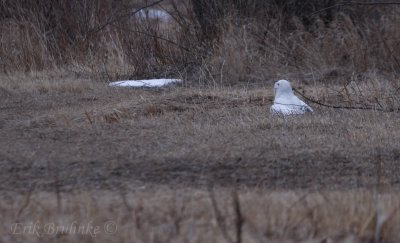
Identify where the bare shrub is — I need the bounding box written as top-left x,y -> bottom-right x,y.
0,0 -> 196,79
191,4 -> 400,85
1,0 -> 400,86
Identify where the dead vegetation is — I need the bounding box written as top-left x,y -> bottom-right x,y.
3,189 -> 400,242
1,1 -> 400,83
1,72 -> 400,241
2,1 -> 400,242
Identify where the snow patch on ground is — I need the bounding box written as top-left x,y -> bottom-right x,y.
109,79 -> 182,88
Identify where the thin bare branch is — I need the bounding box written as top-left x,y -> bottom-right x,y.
293,88 -> 398,112
310,2 -> 400,16
119,187 -> 132,213
17,182 -> 36,219
109,23 -> 193,54
232,188 -> 243,243
208,185 -> 233,243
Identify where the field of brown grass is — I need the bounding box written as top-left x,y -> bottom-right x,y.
3,189 -> 400,242
2,72 -> 400,242
2,0 -> 400,242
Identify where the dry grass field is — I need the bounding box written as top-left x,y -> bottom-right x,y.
2,0 -> 400,242
1,72 -> 400,242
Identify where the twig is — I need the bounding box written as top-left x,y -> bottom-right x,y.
310,2 -> 400,16
109,23 -> 193,54
119,187 -> 132,213
374,152 -> 383,243
232,188 -> 243,243
84,110 -> 94,125
208,185 -> 233,243
47,159 -> 62,212
293,88 -> 397,112
54,167 -> 62,212
374,97 -> 384,110
17,182 -> 36,219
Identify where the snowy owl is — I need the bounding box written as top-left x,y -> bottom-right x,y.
270,80 -> 313,115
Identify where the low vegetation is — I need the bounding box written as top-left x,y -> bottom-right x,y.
1,0 -> 400,242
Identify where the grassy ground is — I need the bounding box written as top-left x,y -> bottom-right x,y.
1,72 -> 400,242
2,1 -> 400,242
2,190 -> 400,242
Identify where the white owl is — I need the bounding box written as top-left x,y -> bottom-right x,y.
270,80 -> 313,115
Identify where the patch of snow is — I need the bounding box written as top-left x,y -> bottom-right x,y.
270,79 -> 313,115
109,79 -> 182,88
136,9 -> 171,22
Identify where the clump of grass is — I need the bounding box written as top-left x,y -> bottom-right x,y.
103,108 -> 130,123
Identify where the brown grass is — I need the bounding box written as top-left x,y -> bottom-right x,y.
1,1 -> 400,83
2,189 -> 400,242
1,73 -> 400,241
199,8 -> 400,85
2,1 -> 400,242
